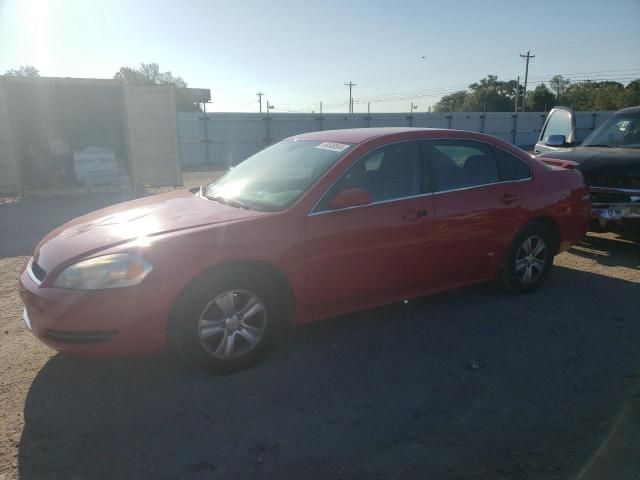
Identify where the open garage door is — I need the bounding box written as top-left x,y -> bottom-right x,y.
0,82 -> 20,194
124,85 -> 182,187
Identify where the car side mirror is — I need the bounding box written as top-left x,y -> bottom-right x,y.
329,188 -> 372,210
546,134 -> 567,147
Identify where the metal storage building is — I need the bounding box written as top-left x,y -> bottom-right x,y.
0,77 -> 188,195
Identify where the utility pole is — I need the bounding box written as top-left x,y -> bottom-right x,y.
409,102 -> 417,127
519,50 -> 535,112
320,101 -> 323,116
256,91 -> 264,113
514,76 -> 520,112
266,100 -> 274,118
367,102 -> 371,115
344,81 -> 357,114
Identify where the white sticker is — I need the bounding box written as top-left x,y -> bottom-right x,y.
315,142 -> 350,152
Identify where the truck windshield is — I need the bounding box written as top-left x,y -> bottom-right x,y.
583,113 -> 640,148
204,140 -> 352,211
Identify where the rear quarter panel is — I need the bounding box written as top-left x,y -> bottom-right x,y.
522,163 -> 590,248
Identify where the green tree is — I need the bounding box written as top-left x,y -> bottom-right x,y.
114,63 -> 187,87
433,90 -> 468,112
465,75 -> 518,111
114,63 -> 197,111
4,65 -> 40,77
621,80 -> 640,108
564,81 -> 598,110
526,83 -> 556,111
592,81 -> 624,110
549,75 -> 570,101
433,75 -> 519,112
563,80 -> 628,110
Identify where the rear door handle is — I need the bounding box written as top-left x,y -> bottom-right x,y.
402,208 -> 429,222
499,193 -> 520,205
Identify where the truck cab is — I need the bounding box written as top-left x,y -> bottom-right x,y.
534,107 -> 579,154
535,106 -> 640,230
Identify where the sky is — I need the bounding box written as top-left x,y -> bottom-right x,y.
1,0 -> 639,113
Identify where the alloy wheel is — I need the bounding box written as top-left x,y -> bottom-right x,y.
197,289 -> 267,359
515,235 -> 547,284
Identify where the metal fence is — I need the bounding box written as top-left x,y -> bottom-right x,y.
178,110 -> 614,167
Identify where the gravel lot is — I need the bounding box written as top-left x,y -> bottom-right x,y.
1,172 -> 639,479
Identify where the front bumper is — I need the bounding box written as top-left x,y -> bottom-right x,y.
22,307 -> 32,331
589,186 -> 640,222
19,265 -> 174,356
592,203 -> 640,221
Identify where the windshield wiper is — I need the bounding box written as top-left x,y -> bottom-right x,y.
585,143 -> 613,148
205,195 -> 251,210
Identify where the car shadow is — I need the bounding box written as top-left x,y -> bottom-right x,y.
18,266 -> 640,480
569,232 -> 640,269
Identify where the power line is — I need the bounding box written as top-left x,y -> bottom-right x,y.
527,67 -> 640,80
268,72 -> 640,113
273,68 -> 639,111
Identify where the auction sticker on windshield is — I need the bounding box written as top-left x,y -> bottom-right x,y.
315,142 -> 350,152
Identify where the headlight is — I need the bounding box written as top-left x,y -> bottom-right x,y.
53,254 -> 153,289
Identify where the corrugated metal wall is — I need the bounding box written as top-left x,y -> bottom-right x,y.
178,111 -> 614,167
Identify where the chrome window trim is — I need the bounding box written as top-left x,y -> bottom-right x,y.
26,257 -> 42,286
431,177 -> 531,196
308,178 -> 531,217
307,191 -> 435,216
307,137 -> 532,217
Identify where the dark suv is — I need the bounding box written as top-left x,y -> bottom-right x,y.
534,106 -> 640,230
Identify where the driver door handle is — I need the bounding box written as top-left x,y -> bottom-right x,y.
402,208 -> 428,222
499,193 -> 520,205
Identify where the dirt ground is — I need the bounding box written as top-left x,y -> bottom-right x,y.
1,172 -> 639,479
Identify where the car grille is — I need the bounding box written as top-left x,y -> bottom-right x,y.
43,329 -> 117,344
30,260 -> 47,282
590,192 -> 631,204
582,173 -> 640,189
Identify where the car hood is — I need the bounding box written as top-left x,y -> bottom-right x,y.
34,190 -> 267,273
537,146 -> 640,177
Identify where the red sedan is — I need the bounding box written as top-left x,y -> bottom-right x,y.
19,128 -> 590,373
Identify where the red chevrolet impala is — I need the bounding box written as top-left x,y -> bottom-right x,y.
19,128 -> 590,373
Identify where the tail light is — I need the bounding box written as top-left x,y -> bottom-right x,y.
540,158 -> 580,169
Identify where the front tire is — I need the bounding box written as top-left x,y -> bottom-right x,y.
498,222 -> 556,293
172,271 -> 283,374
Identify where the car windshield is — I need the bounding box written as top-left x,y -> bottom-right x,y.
204,140 -> 352,211
583,112 -> 640,148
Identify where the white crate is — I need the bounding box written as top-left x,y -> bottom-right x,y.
73,146 -> 119,175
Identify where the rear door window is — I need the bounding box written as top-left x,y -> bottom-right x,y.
426,140 -> 499,191
492,147 -> 532,180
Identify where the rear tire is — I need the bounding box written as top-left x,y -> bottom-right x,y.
171,270 -> 285,374
498,222 -> 556,294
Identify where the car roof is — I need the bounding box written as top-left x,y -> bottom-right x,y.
615,105 -> 640,114
290,127 -> 456,144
